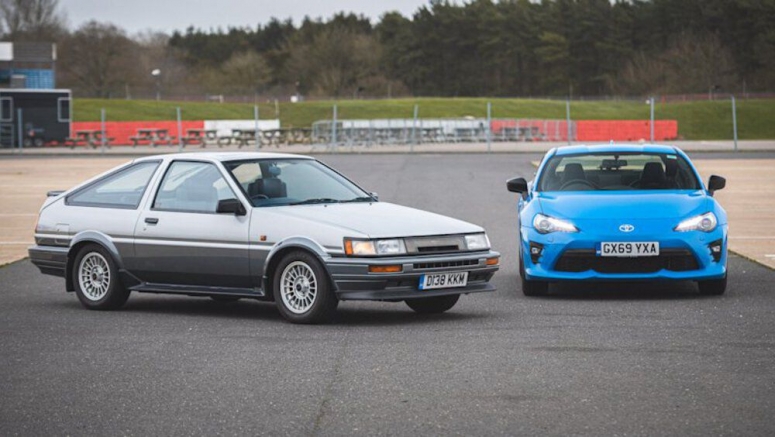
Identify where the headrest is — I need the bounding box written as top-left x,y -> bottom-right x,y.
642,162 -> 666,182
562,163 -> 585,181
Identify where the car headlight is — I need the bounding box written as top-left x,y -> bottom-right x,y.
344,238 -> 406,256
465,233 -> 490,251
674,212 -> 718,232
533,213 -> 578,234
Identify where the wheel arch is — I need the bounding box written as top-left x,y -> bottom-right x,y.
262,237 -> 337,298
65,231 -> 124,292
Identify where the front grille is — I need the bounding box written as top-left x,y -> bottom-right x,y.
417,245 -> 459,253
554,249 -> 699,273
413,259 -> 479,270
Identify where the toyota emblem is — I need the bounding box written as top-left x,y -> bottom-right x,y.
619,224 -> 635,233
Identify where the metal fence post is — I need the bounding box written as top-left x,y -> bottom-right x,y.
732,96 -> 738,152
331,104 -> 338,153
486,101 -> 492,153
16,108 -> 22,152
411,104 -> 418,153
253,105 -> 261,150
566,99 -> 571,145
176,107 -> 183,152
101,108 -> 107,154
650,97 -> 655,143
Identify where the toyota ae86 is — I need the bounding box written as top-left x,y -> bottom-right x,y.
29,153 -> 499,324
506,144 -> 728,296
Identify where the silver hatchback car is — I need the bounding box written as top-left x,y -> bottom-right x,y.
29,153 -> 500,323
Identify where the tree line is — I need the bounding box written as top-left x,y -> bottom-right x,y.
3,0 -> 774,99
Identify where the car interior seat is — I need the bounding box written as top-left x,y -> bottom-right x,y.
636,162 -> 667,189
249,177 -> 287,198
561,163 -> 586,184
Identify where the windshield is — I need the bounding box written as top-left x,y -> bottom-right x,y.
536,152 -> 701,192
224,158 -> 373,207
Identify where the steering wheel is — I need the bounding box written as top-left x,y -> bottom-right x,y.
560,179 -> 595,190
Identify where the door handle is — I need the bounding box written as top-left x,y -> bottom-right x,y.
145,217 -> 159,224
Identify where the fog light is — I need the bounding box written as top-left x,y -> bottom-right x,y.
709,239 -> 723,262
369,265 -> 402,273
529,242 -> 544,264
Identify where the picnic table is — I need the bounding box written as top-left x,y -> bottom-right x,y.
184,129 -> 218,148
232,128 -> 259,148
65,130 -> 112,149
128,129 -> 177,147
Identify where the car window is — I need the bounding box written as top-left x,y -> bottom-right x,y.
153,161 -> 236,213
224,158 -> 370,207
537,153 -> 701,191
67,161 -> 160,209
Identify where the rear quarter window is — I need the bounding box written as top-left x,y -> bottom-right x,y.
66,161 -> 160,209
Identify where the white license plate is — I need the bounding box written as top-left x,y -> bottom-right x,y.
599,242 -> 659,257
418,272 -> 469,290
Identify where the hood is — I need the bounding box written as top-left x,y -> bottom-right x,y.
537,191 -> 709,220
269,201 -> 483,238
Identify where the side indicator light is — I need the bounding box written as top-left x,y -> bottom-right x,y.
369,265 -> 402,273
486,257 -> 500,266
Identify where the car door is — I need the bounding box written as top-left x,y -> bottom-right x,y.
132,160 -> 251,288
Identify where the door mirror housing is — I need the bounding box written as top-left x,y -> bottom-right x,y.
707,175 -> 726,196
506,177 -> 529,199
370,192 -> 379,201
217,198 -> 247,216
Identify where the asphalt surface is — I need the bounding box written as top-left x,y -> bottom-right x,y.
1,154 -> 774,436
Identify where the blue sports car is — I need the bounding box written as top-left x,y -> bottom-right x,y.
506,144 -> 728,296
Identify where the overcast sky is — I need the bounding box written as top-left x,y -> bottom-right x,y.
64,0 -> 431,34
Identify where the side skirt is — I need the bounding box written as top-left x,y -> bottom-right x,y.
129,283 -> 267,299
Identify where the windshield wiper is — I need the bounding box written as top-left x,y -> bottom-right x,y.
289,198 -> 341,205
341,196 -> 375,203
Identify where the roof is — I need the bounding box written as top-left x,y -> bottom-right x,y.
134,151 -> 313,163
553,143 -> 680,156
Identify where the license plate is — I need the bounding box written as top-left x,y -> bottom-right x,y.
418,272 -> 469,290
599,242 -> 659,257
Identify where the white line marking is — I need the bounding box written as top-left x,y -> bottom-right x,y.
765,254 -> 775,258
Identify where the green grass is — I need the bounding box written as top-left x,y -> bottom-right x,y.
73,97 -> 775,140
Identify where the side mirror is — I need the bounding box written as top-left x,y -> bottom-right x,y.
370,192 -> 379,201
506,177 -> 529,199
217,198 -> 247,216
707,175 -> 726,196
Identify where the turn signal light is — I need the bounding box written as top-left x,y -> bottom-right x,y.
486,257 -> 500,266
369,265 -> 402,273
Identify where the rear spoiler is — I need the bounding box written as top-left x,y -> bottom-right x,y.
47,190 -> 65,197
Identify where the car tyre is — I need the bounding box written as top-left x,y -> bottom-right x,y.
72,244 -> 130,310
405,294 -> 460,314
273,250 -> 338,324
698,275 -> 727,296
520,250 -> 548,297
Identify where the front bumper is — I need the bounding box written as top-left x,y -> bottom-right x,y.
326,250 -> 499,300
28,245 -> 69,278
521,225 -> 727,282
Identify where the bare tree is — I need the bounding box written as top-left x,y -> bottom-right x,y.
286,27 -> 383,98
58,21 -> 140,98
611,33 -> 738,96
0,0 -> 66,40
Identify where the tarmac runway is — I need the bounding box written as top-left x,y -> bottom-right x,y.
1,153 -> 773,435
